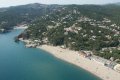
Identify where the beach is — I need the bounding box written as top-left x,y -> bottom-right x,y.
38,45 -> 120,80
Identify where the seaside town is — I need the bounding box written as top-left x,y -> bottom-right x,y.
16,22 -> 120,74
16,10 -> 120,74
0,1 -> 120,80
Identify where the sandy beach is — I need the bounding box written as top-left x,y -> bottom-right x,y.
38,45 -> 120,80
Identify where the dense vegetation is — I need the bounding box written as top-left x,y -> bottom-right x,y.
0,3 -> 60,32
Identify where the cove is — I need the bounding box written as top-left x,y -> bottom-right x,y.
0,29 -> 101,80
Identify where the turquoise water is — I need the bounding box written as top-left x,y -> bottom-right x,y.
0,29 -> 101,80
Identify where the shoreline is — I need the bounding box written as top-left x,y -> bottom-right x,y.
14,25 -> 28,29
37,45 -> 120,80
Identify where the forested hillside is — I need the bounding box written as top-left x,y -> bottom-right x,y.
0,3 -> 60,32
0,3 -> 120,62
24,4 -> 120,62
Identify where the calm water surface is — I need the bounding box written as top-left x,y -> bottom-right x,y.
0,29 -> 101,80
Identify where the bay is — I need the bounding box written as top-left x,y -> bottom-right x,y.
0,29 -> 101,80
